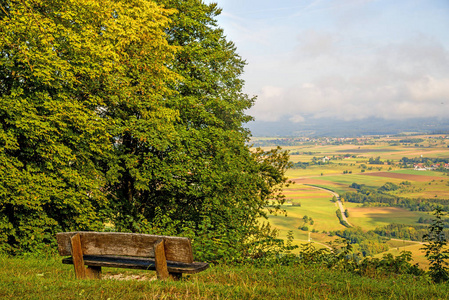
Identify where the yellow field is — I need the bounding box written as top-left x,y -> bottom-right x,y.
345,206 -> 432,230
375,242 -> 430,269
267,184 -> 343,251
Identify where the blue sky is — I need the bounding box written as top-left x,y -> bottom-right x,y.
204,0 -> 449,123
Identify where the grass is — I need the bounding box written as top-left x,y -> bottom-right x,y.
344,206 -> 432,231
318,174 -> 401,189
393,180 -> 449,198
289,168 -> 449,199
375,243 -> 429,269
2,255 -> 449,299
277,186 -> 342,230
392,170 -> 446,177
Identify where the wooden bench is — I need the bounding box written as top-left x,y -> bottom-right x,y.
56,231 -> 208,280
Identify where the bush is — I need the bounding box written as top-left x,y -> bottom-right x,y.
421,208 -> 449,283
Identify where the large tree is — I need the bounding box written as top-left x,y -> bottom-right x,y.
1,0 -> 291,261
0,0 -> 177,253
108,0 -> 291,262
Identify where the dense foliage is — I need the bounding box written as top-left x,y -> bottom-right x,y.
0,0 -> 172,253
399,138 -> 425,144
335,209 -> 350,227
330,228 -> 390,257
0,0 -> 291,260
400,157 -> 449,165
374,223 -> 429,241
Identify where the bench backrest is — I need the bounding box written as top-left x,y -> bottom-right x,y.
56,232 -> 194,263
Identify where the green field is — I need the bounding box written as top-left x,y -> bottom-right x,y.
392,170 -> 446,176
317,174 -> 401,189
264,135 -> 449,264
271,183 -> 435,254
267,185 -> 344,251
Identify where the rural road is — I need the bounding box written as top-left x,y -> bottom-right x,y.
303,184 -> 352,227
335,195 -> 352,226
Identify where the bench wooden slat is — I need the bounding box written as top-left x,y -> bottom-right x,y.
56,232 -> 194,263
61,256 -> 209,274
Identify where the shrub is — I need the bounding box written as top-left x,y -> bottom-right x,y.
421,208 -> 449,283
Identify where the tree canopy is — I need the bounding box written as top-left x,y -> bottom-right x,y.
0,0 -> 291,261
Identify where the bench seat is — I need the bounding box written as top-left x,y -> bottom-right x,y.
62,255 -> 209,274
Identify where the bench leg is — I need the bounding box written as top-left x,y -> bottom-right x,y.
70,233 -> 101,279
70,234 -> 86,279
154,239 -> 169,280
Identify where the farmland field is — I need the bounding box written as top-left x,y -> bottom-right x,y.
267,184 -> 345,251
262,134 -> 449,266
392,169 -> 446,176
375,242 -> 428,268
345,206 -> 432,230
361,171 -> 447,182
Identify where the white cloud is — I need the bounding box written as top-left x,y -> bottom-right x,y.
248,33 -> 449,122
407,76 -> 449,103
289,115 -> 305,123
209,0 -> 449,124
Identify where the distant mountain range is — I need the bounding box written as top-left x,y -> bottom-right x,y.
246,117 -> 449,137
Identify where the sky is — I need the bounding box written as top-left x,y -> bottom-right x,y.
204,0 -> 449,124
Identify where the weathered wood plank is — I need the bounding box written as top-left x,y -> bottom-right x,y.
70,234 -> 86,279
61,256 -> 209,274
154,239 -> 169,280
57,232 -> 194,263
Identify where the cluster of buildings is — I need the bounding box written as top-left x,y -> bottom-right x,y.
414,163 -> 449,171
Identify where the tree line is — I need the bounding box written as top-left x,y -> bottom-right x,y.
400,157 -> 449,167
343,183 -> 449,212
0,0 -> 291,261
329,228 -> 389,257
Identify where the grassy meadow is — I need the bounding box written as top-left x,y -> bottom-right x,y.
2,255 -> 449,299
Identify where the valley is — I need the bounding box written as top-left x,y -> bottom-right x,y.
256,134 -> 449,268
